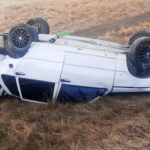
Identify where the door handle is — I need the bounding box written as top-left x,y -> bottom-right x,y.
60,79 -> 71,83
15,72 -> 26,76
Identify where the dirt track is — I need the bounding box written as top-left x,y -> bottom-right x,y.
72,11 -> 150,38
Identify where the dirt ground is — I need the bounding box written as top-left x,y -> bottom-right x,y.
1,0 -> 150,150
1,0 -> 150,34
73,11 -> 150,39
100,21 -> 150,44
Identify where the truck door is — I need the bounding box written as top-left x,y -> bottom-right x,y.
57,52 -> 116,103
15,58 -> 63,103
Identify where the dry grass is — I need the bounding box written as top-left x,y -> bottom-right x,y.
1,0 -> 150,33
100,21 -> 150,44
1,0 -> 150,150
1,94 -> 150,150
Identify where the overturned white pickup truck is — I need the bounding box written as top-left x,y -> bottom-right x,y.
0,17 -> 150,103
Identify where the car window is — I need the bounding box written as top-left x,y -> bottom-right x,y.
1,74 -> 19,96
19,78 -> 55,102
58,84 -> 106,103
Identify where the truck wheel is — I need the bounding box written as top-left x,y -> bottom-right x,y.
27,17 -> 50,34
7,24 -> 38,58
127,37 -> 150,78
128,30 -> 150,45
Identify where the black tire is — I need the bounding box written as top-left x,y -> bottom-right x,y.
7,24 -> 38,58
128,30 -> 150,45
127,37 -> 150,78
27,17 -> 50,34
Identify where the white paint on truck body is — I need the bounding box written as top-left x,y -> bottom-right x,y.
0,34 -> 149,103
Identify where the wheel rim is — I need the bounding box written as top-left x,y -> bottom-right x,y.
32,21 -> 45,34
11,28 -> 30,48
138,42 -> 150,64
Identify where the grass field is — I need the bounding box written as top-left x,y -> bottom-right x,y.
1,0 -> 150,150
100,22 -> 150,44
1,0 -> 150,33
